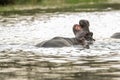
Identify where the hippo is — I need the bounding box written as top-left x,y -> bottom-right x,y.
36,37 -> 80,47
36,19 -> 95,48
111,32 -> 120,39
36,32 -> 94,48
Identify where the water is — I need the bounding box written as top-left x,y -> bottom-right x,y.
0,10 -> 120,80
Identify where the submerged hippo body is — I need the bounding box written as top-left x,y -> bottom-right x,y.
36,34 -> 94,48
36,37 -> 79,47
111,32 -> 120,39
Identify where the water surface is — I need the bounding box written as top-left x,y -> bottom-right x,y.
0,10 -> 120,80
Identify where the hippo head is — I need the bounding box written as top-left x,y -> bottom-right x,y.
85,32 -> 95,49
76,32 -> 95,49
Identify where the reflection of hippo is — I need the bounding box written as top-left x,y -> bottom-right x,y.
111,32 -> 120,39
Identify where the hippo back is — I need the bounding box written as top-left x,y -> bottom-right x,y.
111,32 -> 120,39
36,37 -> 73,47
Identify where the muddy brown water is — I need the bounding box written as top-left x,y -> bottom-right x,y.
0,10 -> 120,80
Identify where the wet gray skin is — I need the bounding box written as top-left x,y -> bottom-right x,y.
36,37 -> 80,47
111,32 -> 120,39
35,35 -> 95,49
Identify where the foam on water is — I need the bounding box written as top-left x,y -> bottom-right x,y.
0,10 -> 120,57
